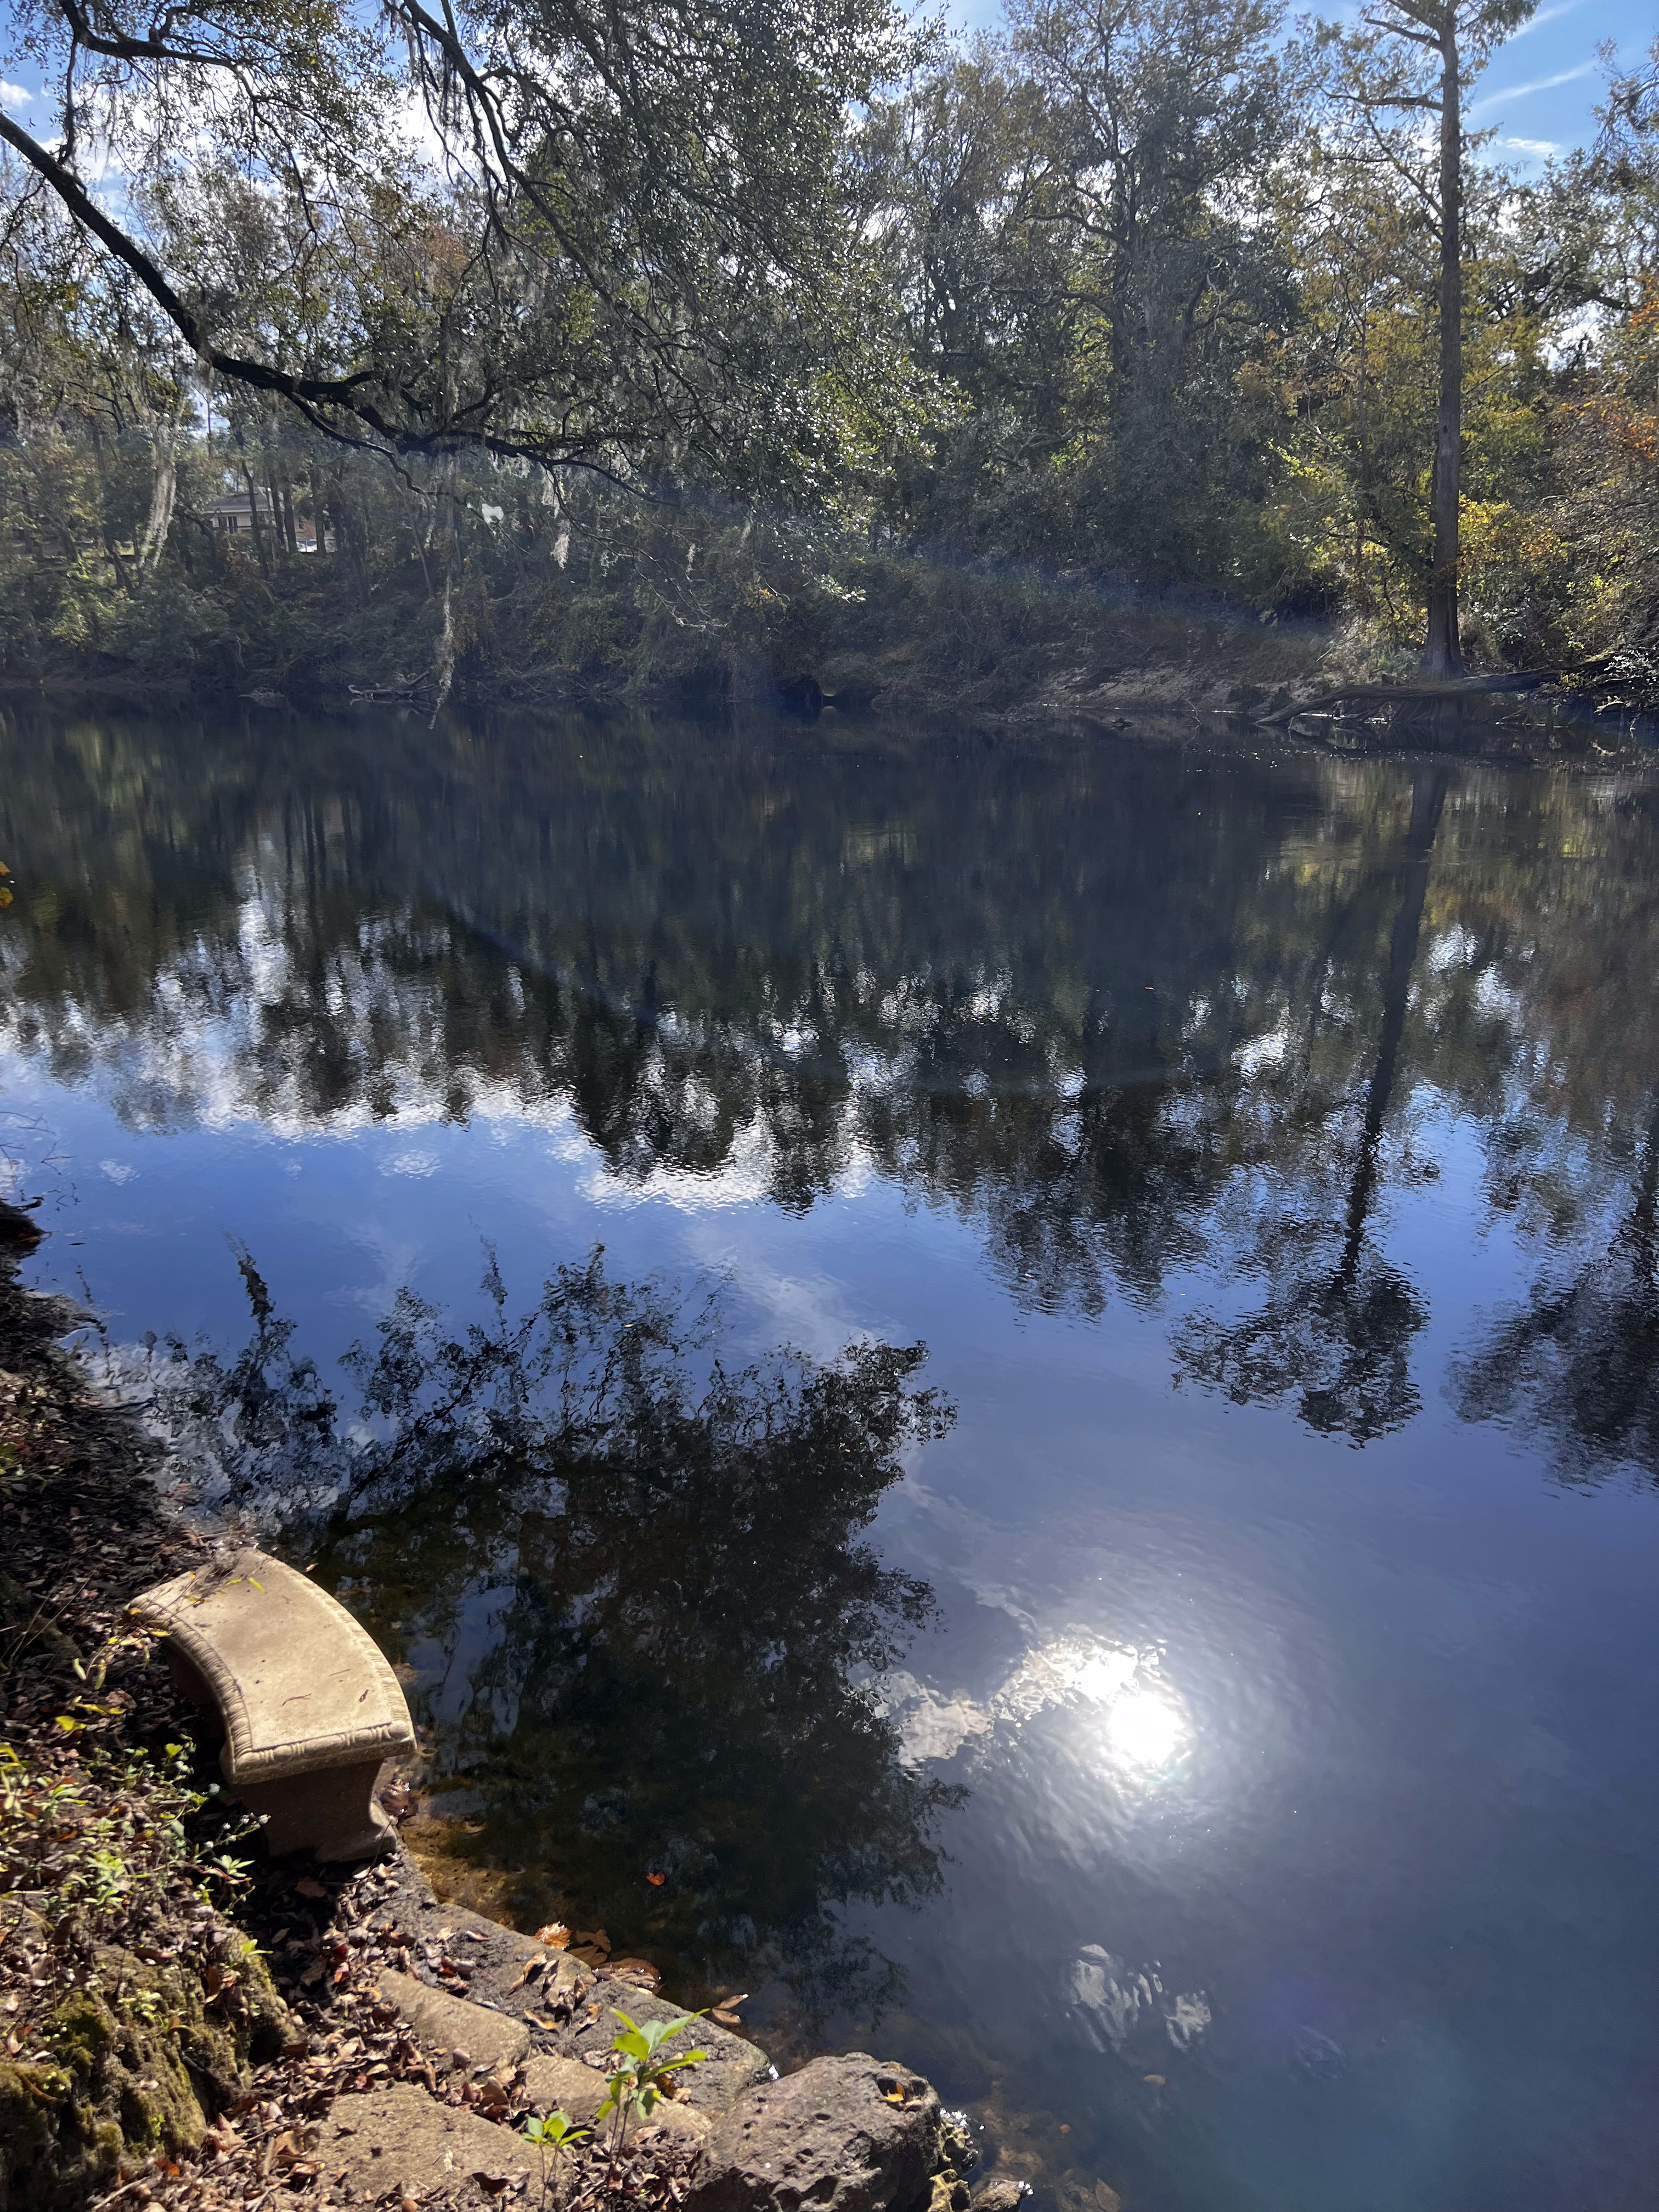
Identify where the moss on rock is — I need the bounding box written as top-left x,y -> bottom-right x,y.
0,1906 -> 294,2211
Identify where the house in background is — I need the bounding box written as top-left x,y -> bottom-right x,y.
207,487 -> 320,551
208,488 -> 274,537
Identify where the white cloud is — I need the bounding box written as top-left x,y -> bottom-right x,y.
1505,0 -> 1589,40
1503,136 -> 1562,157
1470,60 -> 1597,119
0,81 -> 35,105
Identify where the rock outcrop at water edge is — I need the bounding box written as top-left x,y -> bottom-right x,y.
690,2054 -> 941,2212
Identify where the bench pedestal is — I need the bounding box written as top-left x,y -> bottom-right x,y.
236,1761 -> 396,1863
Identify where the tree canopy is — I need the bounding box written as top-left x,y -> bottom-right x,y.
2,0 -> 916,487
3,3 -> 1657,696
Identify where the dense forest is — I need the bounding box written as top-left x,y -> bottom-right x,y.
1,0 -> 1656,713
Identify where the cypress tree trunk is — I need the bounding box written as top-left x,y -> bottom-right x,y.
1423,9 -> 1463,676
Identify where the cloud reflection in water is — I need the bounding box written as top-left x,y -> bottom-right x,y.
878,1629 -> 1195,1792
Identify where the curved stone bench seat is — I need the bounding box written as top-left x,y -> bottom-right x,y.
131,1547 -> 417,1862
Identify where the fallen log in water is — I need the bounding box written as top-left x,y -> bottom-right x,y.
1254,674 -> 1565,728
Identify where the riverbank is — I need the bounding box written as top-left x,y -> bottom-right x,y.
0,548 -> 1327,718
5,556 -> 1644,757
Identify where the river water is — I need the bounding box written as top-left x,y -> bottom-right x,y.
5,706 -> 1659,2212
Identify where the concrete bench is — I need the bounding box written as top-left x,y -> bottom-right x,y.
131,1547 -> 417,1861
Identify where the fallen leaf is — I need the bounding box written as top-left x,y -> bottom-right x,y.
472,2171 -> 512,2196
534,1924 -> 570,1950
606,1958 -> 661,1992
295,1877 -> 328,1899
1095,2187 -> 1122,2212
646,1872 -> 667,1887
510,1955 -> 548,1990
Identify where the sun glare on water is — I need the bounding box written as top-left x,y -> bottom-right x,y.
1103,1685 -> 1190,1776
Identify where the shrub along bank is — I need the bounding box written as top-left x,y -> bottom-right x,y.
0,480 -> 1339,723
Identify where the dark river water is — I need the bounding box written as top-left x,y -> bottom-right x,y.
6,706 -> 1659,2212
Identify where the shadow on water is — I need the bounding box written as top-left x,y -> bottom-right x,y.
141,1244 -> 964,2046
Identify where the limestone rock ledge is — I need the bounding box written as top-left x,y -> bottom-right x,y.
690,2055 -> 943,2212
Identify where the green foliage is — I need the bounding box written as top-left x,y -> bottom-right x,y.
522,2108 -> 592,2208
597,2010 -> 709,2158
0,1706 -> 253,1945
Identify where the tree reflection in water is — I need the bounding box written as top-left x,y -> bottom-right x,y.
1171,768 -> 1449,1442
1454,1103 -> 1659,1487
146,1247 -> 962,2038
14,712 -> 1659,1479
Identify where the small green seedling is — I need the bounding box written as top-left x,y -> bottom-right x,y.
522,2109 -> 590,2208
599,2008 -> 709,2162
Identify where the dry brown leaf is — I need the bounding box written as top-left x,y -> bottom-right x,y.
534,1923 -> 571,1950
606,1958 -> 661,1991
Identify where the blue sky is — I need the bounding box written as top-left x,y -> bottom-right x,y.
945,0 -> 1654,170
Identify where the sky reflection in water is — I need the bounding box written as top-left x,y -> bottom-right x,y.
5,707 -> 1659,2212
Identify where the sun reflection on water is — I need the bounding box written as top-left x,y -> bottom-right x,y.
1102,1681 -> 1190,1778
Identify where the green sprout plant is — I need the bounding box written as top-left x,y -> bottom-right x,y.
522,2109 -> 590,2209
598,2008 -> 709,2164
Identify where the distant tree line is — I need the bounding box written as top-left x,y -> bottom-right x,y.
1,0 -> 1656,700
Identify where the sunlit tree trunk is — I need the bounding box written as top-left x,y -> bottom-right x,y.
1423,11 -> 1463,676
